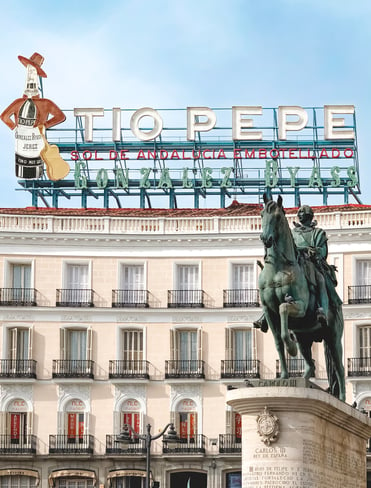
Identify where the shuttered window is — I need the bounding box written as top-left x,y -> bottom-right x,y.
122,330 -> 143,361
359,326 -> 371,358
120,265 -> 144,290
66,264 -> 89,289
232,263 -> 254,289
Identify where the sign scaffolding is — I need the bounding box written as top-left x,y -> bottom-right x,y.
18,106 -> 360,208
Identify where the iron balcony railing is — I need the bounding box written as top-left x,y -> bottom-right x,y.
163,434 -> 206,454
52,360 -> 94,379
165,360 -> 205,379
106,434 -> 147,455
56,289 -> 94,307
0,359 -> 36,378
0,434 -> 36,454
348,285 -> 371,304
348,357 -> 371,377
49,434 -> 94,454
167,290 -> 205,308
276,359 -> 315,378
109,360 -> 150,379
221,359 -> 260,379
223,289 -> 260,308
219,434 -> 242,454
112,289 -> 149,308
0,288 -> 37,306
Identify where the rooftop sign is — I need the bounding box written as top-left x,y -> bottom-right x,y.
0,54 -> 360,209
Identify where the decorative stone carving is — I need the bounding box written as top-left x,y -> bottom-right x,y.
256,406 -> 279,446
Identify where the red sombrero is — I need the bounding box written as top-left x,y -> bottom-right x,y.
18,52 -> 47,78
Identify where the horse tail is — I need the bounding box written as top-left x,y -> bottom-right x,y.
324,306 -> 344,398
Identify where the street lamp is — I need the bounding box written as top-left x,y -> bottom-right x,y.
116,422 -> 179,488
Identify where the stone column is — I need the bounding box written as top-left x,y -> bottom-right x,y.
227,383 -> 371,488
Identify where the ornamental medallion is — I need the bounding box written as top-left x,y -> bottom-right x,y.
256,406 -> 279,445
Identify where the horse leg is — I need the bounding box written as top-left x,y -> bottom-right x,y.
279,302 -> 298,357
265,310 -> 289,378
297,339 -> 315,379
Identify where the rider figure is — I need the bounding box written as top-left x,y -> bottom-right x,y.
254,204 -> 340,332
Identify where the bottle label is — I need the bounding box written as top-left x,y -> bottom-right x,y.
15,125 -> 43,159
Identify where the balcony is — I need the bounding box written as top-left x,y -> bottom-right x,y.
112,289 -> 149,308
49,434 -> 94,454
165,360 -> 205,379
223,289 -> 260,308
221,359 -> 260,379
56,289 -> 94,307
219,434 -> 241,454
167,290 -> 205,308
109,360 -> 150,379
348,357 -> 371,377
0,288 -> 37,306
276,359 -> 315,378
163,434 -> 206,454
52,360 -> 94,379
348,285 -> 371,304
0,359 -> 36,379
0,434 -> 36,454
106,434 -> 146,455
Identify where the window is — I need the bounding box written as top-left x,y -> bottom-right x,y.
231,263 -> 254,290
66,264 -> 89,290
177,264 -> 199,291
350,260 -> 371,302
61,399 -> 89,444
176,399 -> 197,441
121,264 -> 144,291
225,263 -> 258,306
359,326 -> 371,358
57,480 -> 94,488
120,399 -> 142,434
226,471 -> 242,488
4,398 -> 32,448
169,328 -> 203,376
0,476 -> 37,488
9,327 -> 32,360
2,262 -> 34,305
122,329 -> 143,362
110,477 -> 144,488
61,328 -> 92,361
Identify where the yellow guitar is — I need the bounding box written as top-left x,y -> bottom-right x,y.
39,126 -> 70,181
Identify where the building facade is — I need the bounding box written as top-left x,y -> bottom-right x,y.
0,202 -> 370,488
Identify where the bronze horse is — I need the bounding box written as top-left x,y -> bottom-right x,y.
258,194 -> 345,401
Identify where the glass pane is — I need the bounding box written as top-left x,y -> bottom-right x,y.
232,264 -> 253,289
122,265 -> 144,290
66,265 -> 89,289
177,265 -> 198,290
68,330 -> 87,360
233,329 -> 252,360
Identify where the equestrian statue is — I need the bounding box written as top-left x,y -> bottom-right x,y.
254,194 -> 345,401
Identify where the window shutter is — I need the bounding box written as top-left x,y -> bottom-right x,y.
28,326 -> 33,360
197,328 -> 203,361
87,327 -> 93,361
225,328 -> 232,361
10,328 -> 17,360
226,409 -> 232,434
26,411 -> 33,435
60,328 -> 66,359
170,329 -> 177,361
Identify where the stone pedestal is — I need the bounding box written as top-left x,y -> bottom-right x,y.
227,381 -> 371,488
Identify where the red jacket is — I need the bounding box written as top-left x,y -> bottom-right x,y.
1,95 -> 66,130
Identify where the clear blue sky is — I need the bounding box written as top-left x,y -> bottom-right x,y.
1,0 -> 370,208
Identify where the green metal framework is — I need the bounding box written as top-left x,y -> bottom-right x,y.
17,107 -> 360,208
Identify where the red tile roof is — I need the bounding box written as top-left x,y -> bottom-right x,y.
0,201 -> 370,217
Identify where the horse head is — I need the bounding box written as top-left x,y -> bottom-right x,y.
260,193 -> 286,249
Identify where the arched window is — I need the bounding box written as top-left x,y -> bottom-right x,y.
4,398 -> 33,450
176,399 -> 197,441
121,398 -> 141,434
63,399 -> 87,444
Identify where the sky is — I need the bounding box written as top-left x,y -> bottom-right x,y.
0,0 -> 371,209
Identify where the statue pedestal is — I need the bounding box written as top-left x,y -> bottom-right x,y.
227,381 -> 371,488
